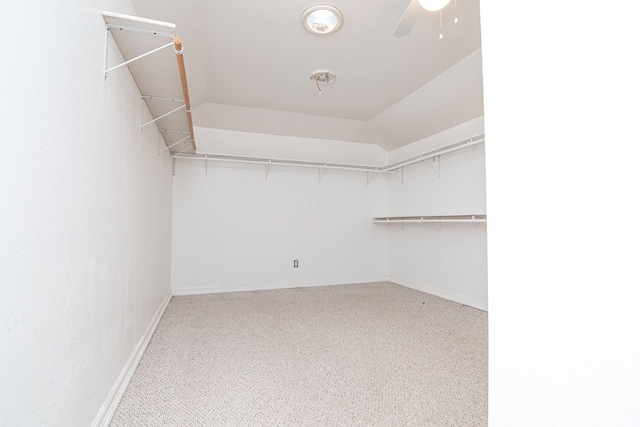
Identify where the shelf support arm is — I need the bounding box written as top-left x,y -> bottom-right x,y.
104,29 -> 173,79
265,160 -> 271,181
319,165 -> 327,183
141,104 -> 185,129
158,136 -> 191,155
432,156 -> 441,177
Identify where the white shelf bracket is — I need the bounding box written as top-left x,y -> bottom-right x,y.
366,171 -> 375,186
141,103 -> 185,130
104,33 -> 173,80
158,135 -> 191,155
319,165 -> 327,183
174,146 -> 192,156
386,167 -> 404,183
102,11 -> 176,80
432,156 -> 441,177
265,160 -> 272,181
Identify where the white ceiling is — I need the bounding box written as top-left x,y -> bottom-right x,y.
128,0 -> 484,152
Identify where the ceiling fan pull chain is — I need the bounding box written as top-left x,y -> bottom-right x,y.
439,10 -> 444,39
316,76 -> 322,93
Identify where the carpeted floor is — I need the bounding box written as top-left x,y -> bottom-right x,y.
110,282 -> 487,426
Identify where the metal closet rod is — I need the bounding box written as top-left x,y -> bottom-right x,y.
384,135 -> 485,171
171,134 -> 485,174
174,154 -> 388,173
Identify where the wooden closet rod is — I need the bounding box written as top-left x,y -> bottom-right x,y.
173,37 -> 196,151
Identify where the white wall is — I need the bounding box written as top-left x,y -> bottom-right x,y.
370,49 -> 485,151
171,158 -> 388,294
386,121 -> 487,310
194,103 -> 390,147
194,126 -> 388,166
180,118 -> 487,309
388,116 -> 485,163
481,1 -> 640,425
0,1 -> 173,425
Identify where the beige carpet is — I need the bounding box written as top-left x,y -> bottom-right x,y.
110,282 -> 487,426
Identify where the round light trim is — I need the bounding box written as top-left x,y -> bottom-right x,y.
418,0 -> 452,12
302,5 -> 343,35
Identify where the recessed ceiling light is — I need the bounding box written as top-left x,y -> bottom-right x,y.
302,5 -> 343,35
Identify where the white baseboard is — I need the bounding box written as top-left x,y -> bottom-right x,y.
92,294 -> 172,427
172,277 -> 388,296
390,277 -> 487,311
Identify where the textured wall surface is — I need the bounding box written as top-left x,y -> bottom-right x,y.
171,159 -> 388,294
172,119 -> 487,311
387,138 -> 487,310
0,1 -> 173,425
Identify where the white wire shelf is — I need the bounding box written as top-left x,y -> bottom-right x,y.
172,134 -> 485,175
102,11 -> 196,152
172,153 -> 388,173
372,214 -> 487,224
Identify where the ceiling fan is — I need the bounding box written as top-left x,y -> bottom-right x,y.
393,0 -> 455,38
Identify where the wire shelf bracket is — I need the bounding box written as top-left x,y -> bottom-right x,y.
102,12 -> 176,80
158,135 -> 191,155
319,165 -> 327,183
102,11 -> 197,152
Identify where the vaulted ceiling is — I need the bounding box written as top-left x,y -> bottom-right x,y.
128,0 -> 484,153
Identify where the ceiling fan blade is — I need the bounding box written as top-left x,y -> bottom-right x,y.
393,0 -> 423,38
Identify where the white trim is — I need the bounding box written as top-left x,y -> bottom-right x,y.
390,278 -> 487,311
92,294 -> 172,427
172,279 -> 486,310
172,277 -> 388,296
